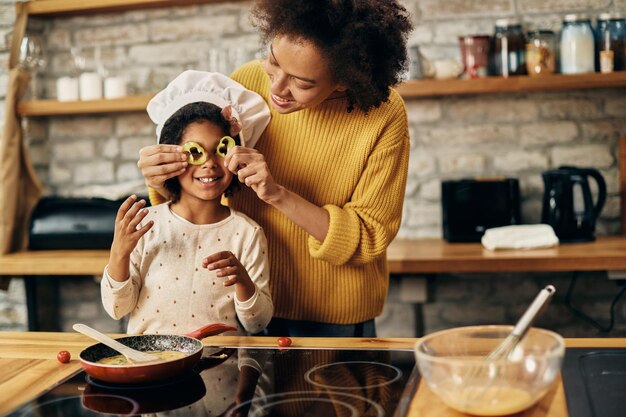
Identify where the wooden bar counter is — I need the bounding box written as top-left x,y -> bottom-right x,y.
1,332 -> 625,416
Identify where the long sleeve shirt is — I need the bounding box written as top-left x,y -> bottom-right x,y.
101,203 -> 273,335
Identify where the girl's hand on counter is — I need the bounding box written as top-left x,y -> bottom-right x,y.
137,144 -> 188,190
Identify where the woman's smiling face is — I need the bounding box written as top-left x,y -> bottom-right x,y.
178,121 -> 233,202
263,35 -> 347,114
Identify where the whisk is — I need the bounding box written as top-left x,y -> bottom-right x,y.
461,285 -> 557,410
486,284 -> 556,361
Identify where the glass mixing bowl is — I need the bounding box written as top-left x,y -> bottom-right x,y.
414,325 -> 564,416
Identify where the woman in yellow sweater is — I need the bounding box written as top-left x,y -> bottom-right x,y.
137,0 -> 412,337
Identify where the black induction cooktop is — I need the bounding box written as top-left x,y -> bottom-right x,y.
5,346 -> 419,417
561,348 -> 626,417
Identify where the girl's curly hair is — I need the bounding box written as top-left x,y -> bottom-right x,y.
250,0 -> 412,113
159,102 -> 240,202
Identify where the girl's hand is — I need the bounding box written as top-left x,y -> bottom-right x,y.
223,147 -> 282,204
110,195 -> 153,261
203,251 -> 255,301
137,144 -> 188,191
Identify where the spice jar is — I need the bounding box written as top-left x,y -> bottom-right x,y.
526,30 -> 557,76
595,13 -> 626,73
560,14 -> 595,74
489,19 -> 527,77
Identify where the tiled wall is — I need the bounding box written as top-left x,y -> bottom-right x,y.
1,0 -> 625,336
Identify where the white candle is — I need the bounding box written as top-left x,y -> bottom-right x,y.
79,72 -> 103,100
56,77 -> 79,102
104,76 -> 127,99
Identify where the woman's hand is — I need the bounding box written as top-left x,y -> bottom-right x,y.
224,146 -> 330,242
223,147 -> 283,204
108,195 -> 153,281
203,251 -> 255,302
137,144 -> 188,191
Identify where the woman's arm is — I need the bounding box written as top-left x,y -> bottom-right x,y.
224,100 -> 409,265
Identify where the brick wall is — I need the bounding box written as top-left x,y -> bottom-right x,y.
1,0 -> 625,336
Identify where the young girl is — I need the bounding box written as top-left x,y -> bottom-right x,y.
101,71 -> 272,336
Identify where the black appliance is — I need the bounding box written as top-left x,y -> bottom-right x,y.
541,166 -> 606,243
28,196 -> 140,250
442,178 -> 521,242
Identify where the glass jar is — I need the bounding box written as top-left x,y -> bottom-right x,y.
489,18 -> 527,77
526,30 -> 557,76
595,13 -> 626,73
459,35 -> 491,79
407,45 -> 424,79
560,14 -> 595,74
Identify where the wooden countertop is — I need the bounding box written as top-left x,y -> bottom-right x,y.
3,236 -> 626,276
1,332 -> 625,416
386,236 -> 626,273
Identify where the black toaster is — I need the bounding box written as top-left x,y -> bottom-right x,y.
441,178 -> 521,242
28,196 -> 147,250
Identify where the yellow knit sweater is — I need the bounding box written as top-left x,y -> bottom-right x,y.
151,61 -> 410,324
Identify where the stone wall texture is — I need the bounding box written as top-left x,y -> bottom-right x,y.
1,0 -> 625,337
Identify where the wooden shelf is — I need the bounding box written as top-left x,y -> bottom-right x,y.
0,249 -> 109,275
18,72 -> 626,116
3,237 -> 626,276
20,0 -> 244,17
396,71 -> 626,98
17,94 -> 154,116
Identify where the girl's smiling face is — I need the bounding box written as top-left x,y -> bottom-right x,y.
178,121 -> 234,203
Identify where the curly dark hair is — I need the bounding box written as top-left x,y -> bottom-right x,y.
159,102 -> 241,202
250,0 -> 412,113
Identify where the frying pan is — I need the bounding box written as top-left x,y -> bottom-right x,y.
78,323 -> 236,384
82,348 -> 236,414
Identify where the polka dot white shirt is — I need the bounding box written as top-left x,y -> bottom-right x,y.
101,203 -> 273,335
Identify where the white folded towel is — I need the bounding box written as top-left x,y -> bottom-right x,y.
481,224 -> 559,251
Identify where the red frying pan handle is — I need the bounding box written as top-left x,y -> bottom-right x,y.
185,323 -> 237,340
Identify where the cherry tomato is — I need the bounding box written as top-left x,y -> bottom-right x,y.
277,337 -> 292,347
57,350 -> 71,363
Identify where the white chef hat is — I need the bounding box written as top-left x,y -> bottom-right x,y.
147,70 -> 270,148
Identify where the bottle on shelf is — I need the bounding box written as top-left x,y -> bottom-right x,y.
489,18 -> 527,77
560,14 -> 596,74
595,12 -> 626,73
